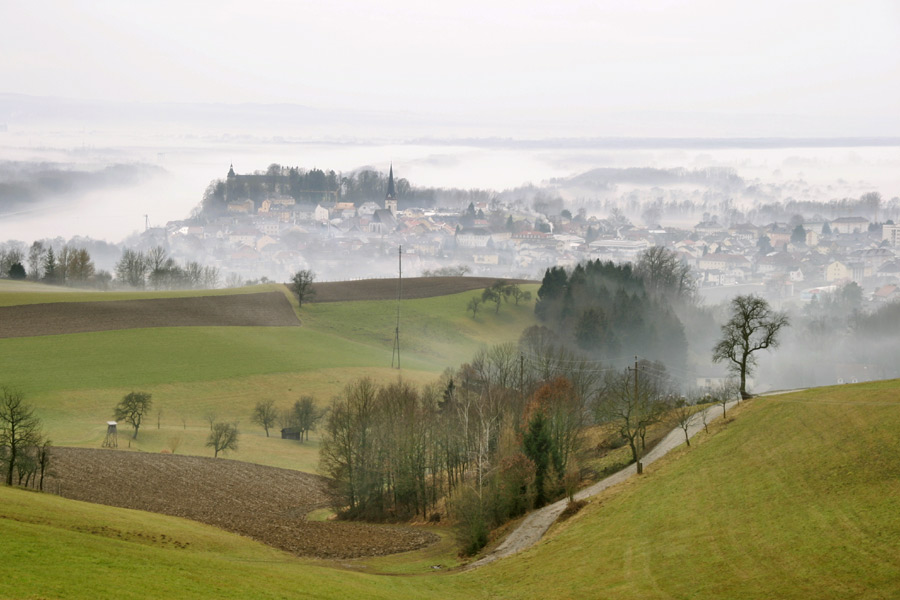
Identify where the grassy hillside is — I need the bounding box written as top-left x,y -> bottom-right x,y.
0,283 -> 537,469
4,381 -> 899,598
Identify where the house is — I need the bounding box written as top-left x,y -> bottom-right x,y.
873,284 -> 900,303
830,216 -> 869,235
883,223 -> 900,246
825,261 -> 851,282
281,427 -> 301,440
698,253 -> 752,272
314,204 -> 331,222
226,199 -> 255,214
358,201 -> 381,217
456,227 -> 493,248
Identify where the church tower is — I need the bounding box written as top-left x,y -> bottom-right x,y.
225,163 -> 236,203
385,163 -> 398,215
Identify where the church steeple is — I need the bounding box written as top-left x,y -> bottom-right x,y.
386,163 -> 396,200
227,163 -> 236,178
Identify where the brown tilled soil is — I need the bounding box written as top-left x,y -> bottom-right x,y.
310,276 -> 533,303
0,292 -> 300,339
47,447 -> 437,558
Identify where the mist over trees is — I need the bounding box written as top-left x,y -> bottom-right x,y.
0,161 -> 164,212
534,256 -> 689,371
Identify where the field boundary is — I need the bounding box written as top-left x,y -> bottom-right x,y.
309,277 -> 534,303
0,291 -> 300,338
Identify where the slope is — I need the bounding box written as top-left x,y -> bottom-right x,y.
4,381 -> 899,598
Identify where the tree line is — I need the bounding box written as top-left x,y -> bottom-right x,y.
0,388 -> 52,490
200,164 -> 493,217
534,249 -> 693,371
0,241 -> 104,287
114,246 -> 219,290
317,333 -> 688,553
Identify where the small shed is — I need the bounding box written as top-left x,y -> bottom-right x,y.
281,427 -> 301,441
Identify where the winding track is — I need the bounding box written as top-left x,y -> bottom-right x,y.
468,398 -> 743,569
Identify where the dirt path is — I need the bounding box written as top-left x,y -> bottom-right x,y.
467,398 -> 741,569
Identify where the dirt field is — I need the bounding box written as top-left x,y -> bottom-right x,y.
0,292 -> 299,339
47,447 -> 437,558
310,276 -> 533,303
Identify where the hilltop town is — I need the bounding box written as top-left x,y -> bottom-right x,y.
155,164 -> 899,306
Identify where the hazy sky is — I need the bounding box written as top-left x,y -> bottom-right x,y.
2,0 -> 900,136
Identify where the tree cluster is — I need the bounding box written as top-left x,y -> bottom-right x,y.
251,397 -> 324,441
320,338 -> 603,553
114,246 -> 219,290
0,242 -> 105,287
534,254 -> 688,369
200,163 -> 493,218
1,388 -> 52,490
468,281 -> 531,318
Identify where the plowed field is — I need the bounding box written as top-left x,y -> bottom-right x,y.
310,276 -> 532,303
47,447 -> 437,558
0,292 -> 299,339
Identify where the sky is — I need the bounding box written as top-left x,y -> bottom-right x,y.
2,0 -> 900,137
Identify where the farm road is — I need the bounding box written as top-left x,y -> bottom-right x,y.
468,398 -> 741,569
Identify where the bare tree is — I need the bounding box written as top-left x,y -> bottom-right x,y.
714,379 -> 740,419
292,396 -> 323,442
290,269 -> 316,307
0,388 -> 43,486
467,296 -> 482,318
251,399 -> 279,437
206,422 -> 239,458
713,295 -> 789,398
597,365 -> 667,475
203,410 -> 218,431
113,392 -> 152,439
635,246 -> 696,302
27,241 -> 45,280
668,396 -> 697,447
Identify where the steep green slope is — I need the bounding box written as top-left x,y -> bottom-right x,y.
3,381 -> 899,598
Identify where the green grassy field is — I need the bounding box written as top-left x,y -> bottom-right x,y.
4,381 -> 899,598
0,283 -> 537,469
0,279 -> 277,306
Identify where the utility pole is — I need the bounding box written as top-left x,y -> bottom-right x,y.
632,356 -> 643,475
391,245 -> 402,369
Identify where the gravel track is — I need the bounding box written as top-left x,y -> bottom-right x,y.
468,399 -> 741,569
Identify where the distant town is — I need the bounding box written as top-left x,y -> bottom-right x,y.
143,164 -> 899,307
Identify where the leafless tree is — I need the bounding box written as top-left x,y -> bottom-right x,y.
0,388 -> 44,486
203,410 -> 218,431
713,295 -> 789,398
668,396 -> 698,447
292,396 -> 323,442
251,399 -> 278,437
597,365 -> 667,475
206,422 -> 239,458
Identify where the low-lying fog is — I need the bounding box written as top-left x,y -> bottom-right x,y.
2,125 -> 898,243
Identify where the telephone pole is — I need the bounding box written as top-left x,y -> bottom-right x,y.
391,246 -> 402,369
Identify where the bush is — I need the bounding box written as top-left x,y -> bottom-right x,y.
451,485 -> 489,556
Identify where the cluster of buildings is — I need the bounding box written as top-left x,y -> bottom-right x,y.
156,166 -> 899,304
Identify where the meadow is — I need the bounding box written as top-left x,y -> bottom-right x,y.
4,380 -> 899,598
0,281 -> 538,469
